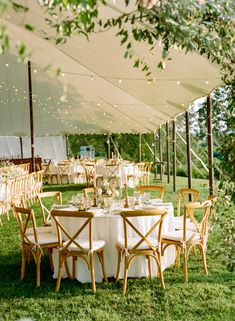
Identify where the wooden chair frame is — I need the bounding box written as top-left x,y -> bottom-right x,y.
51,209 -> 107,293
105,164 -> 121,187
82,164 -> 95,187
83,187 -> 95,198
116,209 -> 167,295
162,200 -> 212,283
36,191 -> 62,226
58,163 -> 71,185
138,185 -> 166,200
177,188 -> 200,216
14,206 -> 59,287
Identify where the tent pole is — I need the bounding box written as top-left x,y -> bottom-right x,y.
172,120 -> 176,192
19,136 -> 23,159
185,111 -> 192,200
139,133 -> 142,162
107,133 -> 111,159
166,122 -> 170,183
159,126 -> 163,180
153,132 -> 157,180
27,61 -> 35,172
207,95 -> 214,195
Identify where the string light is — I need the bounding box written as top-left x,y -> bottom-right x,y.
177,80 -> 180,85
118,78 -> 122,84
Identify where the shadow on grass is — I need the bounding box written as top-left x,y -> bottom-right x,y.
43,184 -> 86,193
0,252 -> 233,301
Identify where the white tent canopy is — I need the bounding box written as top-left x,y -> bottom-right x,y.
0,1 -> 222,136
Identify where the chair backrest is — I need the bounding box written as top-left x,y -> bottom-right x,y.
105,164 -> 120,180
51,210 -> 94,253
58,164 -> 70,176
183,200 -> 212,242
18,163 -> 30,173
120,209 -> 167,251
82,164 -> 95,187
36,191 -> 62,225
83,187 -> 95,198
137,162 -> 146,172
177,188 -> 200,216
14,206 -> 38,245
138,185 -> 166,200
144,162 -> 151,173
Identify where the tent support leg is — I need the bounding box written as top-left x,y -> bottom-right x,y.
27,61 -> 35,172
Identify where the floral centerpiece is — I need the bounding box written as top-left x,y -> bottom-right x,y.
97,180 -> 119,198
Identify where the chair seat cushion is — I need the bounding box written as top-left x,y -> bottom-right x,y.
174,216 -> 197,231
26,226 -> 51,236
162,230 -> 200,242
62,239 -> 105,252
26,233 -> 58,245
117,237 -> 159,250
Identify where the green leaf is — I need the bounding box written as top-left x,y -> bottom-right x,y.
24,24 -> 35,32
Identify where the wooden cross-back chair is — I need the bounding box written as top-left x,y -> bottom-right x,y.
82,163 -> 95,187
143,162 -> 152,185
58,163 -> 71,185
51,209 -> 107,293
18,163 -> 30,173
162,200 -> 212,283
36,191 -> 62,226
136,162 -> 146,185
177,188 -> 200,216
105,164 -> 121,187
116,209 -> 167,295
14,206 -> 59,287
138,185 -> 166,200
83,187 -> 95,198
41,160 -> 52,183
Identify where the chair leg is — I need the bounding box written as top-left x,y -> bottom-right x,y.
157,251 -> 165,288
97,251 -> 108,282
183,248 -> 188,283
115,249 -> 122,282
48,248 -> 54,272
72,257 -> 77,280
64,258 -> 72,279
175,246 -> 181,269
35,251 -> 41,287
89,253 -> 96,293
146,255 -> 152,278
21,248 -> 26,280
199,246 -> 208,275
55,255 -> 64,292
122,255 -> 129,296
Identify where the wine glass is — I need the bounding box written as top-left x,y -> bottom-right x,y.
143,192 -> 151,206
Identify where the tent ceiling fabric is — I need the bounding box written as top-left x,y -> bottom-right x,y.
0,1 -> 222,136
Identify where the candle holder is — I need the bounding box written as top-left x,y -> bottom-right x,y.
124,183 -> 129,208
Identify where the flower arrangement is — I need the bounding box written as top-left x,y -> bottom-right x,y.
97,180 -> 119,198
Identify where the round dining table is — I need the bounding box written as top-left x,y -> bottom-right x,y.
51,200 -> 175,283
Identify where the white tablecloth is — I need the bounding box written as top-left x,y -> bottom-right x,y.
51,202 -> 175,283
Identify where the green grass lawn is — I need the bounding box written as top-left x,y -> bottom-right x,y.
0,176 -> 234,321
